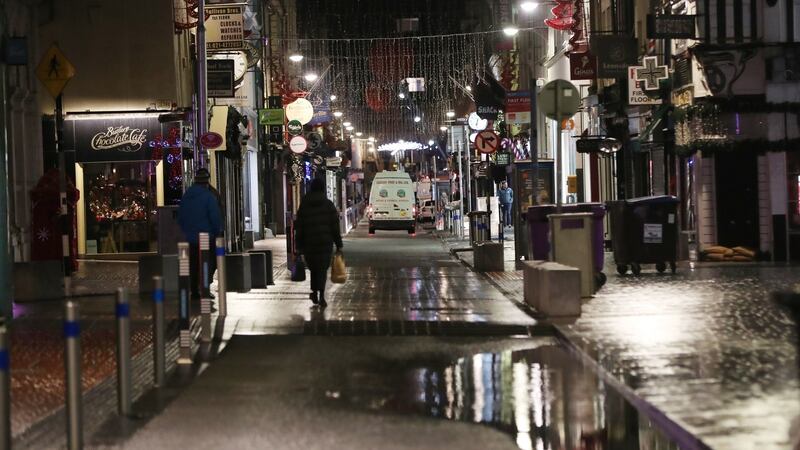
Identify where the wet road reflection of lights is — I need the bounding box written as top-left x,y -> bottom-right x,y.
332,342 -> 679,449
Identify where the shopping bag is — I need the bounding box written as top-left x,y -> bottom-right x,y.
291,256 -> 306,282
331,251 -> 347,284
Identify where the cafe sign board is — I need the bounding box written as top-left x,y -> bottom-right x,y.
67,113 -> 164,163
206,6 -> 245,51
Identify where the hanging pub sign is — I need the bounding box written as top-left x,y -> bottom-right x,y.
647,14 -> 696,39
591,35 -> 638,79
569,52 -> 597,80
205,6 -> 245,51
67,114 -> 165,163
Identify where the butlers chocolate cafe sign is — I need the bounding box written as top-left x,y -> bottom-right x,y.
64,113 -> 174,163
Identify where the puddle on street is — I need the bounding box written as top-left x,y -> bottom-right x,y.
325,339 -> 679,450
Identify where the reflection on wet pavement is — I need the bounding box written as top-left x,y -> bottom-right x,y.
328,339 -> 678,450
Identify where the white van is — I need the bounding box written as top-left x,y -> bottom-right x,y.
367,171 -> 416,234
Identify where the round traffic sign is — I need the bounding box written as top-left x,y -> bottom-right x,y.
285,98 -> 314,124
475,130 -> 500,154
287,120 -> 303,136
199,132 -> 223,149
306,132 -> 323,150
538,79 -> 580,121
289,136 -> 308,154
467,112 -> 488,131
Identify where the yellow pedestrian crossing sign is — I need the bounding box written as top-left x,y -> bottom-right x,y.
35,45 -> 75,99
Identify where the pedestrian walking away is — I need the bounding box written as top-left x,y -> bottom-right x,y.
177,168 -> 223,301
497,180 -> 513,227
294,177 -> 343,308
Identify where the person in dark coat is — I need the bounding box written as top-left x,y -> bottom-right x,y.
295,177 -> 343,307
178,168 -> 223,300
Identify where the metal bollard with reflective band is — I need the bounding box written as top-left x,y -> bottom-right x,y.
200,298 -> 212,343
177,243 -> 192,365
215,237 -> 227,317
0,321 -> 10,449
152,276 -> 166,387
199,232 -> 211,297
64,301 -> 82,450
115,288 -> 132,416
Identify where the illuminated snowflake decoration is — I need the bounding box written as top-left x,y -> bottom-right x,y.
36,227 -> 50,242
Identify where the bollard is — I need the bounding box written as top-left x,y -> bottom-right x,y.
64,300 -> 82,450
152,276 -> 166,387
200,298 -> 212,343
0,320 -> 10,450
115,288 -> 132,416
215,237 -> 227,317
177,243 -> 192,365
199,232 -> 211,297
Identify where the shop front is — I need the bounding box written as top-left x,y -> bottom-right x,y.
66,112 -> 186,258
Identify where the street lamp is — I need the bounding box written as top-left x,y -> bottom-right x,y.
503,26 -> 520,37
440,126 -> 448,131
289,53 -> 304,62
330,95 -> 337,101
446,111 -> 455,118
398,93 -> 406,99
333,111 -> 343,118
414,116 -> 421,123
304,72 -> 318,82
520,1 -> 538,12
356,132 -> 363,137
428,140 -> 435,146
343,121 -> 352,127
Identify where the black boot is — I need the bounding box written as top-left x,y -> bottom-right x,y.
318,290 -> 327,308
309,291 -> 318,305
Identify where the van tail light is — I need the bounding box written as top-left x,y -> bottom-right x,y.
413,205 -> 417,216
367,205 -> 373,217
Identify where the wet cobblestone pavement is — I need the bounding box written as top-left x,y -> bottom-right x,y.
449,233 -> 800,449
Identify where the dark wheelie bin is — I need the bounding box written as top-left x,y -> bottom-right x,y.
607,196 -> 679,276
527,203 -> 607,288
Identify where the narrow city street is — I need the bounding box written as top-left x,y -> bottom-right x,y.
89,226 -> 554,449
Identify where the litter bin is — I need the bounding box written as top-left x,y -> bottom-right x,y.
528,203 -> 606,287
468,211 -> 490,246
607,195 -> 679,275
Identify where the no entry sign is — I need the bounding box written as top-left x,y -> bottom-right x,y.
475,130 -> 499,154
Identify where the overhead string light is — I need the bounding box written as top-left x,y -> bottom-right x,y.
278,27 -> 532,143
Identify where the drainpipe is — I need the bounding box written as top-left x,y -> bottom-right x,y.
0,10 -> 12,319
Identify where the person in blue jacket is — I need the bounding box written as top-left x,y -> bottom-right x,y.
178,168 -> 223,300
497,180 -> 514,228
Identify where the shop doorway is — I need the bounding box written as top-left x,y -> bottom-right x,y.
715,152 -> 759,248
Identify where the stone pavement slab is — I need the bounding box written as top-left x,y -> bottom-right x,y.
448,235 -> 800,450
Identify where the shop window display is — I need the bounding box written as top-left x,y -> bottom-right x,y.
84,162 -> 157,254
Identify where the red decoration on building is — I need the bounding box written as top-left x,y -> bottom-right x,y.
544,0 -> 575,31
365,85 -> 389,112
569,0 -> 589,53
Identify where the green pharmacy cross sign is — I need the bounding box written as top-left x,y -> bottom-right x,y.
634,56 -> 668,91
